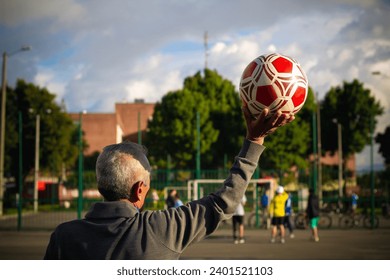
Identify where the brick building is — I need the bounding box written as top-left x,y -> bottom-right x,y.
69,101 -> 155,155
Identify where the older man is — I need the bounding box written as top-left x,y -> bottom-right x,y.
44,108 -> 294,259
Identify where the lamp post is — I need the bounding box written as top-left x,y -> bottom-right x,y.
370,116 -> 375,229
34,114 -> 40,213
29,108 -> 51,213
77,112 -> 84,220
333,119 -> 343,199
316,93 -> 323,204
0,45 -> 31,216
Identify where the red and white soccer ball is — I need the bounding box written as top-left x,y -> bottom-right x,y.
239,53 -> 308,118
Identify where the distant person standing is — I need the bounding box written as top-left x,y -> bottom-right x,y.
351,192 -> 359,214
232,194 -> 247,244
306,188 -> 320,242
151,189 -> 159,208
174,193 -> 183,208
261,192 -> 269,228
165,189 -> 177,209
269,186 -> 289,244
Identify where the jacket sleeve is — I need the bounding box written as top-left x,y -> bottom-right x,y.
148,139 -> 265,253
43,231 -> 58,260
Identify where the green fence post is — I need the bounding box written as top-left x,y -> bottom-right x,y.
370,116 -> 375,229
196,111 -> 200,180
17,111 -> 23,231
312,109 -> 318,194
166,154 -> 171,186
77,112 -> 83,219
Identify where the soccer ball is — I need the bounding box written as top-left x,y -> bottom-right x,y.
239,53 -> 308,117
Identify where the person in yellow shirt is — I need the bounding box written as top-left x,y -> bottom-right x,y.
269,186 -> 289,243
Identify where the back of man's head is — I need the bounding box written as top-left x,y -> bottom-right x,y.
96,142 -> 151,201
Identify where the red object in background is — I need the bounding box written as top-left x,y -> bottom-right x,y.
38,181 -> 46,191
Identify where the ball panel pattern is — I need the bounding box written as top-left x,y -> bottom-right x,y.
239,53 -> 308,117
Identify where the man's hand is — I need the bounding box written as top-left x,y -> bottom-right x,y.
243,107 -> 295,145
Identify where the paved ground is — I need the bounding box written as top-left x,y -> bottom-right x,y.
181,227 -> 390,260
1,211 -> 390,260
1,226 -> 389,260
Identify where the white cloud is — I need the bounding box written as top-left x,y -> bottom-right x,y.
33,68 -> 65,98
124,69 -> 183,104
0,0 -> 85,28
336,49 -> 353,64
125,81 -> 155,102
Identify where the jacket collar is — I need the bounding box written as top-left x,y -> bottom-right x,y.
85,201 -> 138,219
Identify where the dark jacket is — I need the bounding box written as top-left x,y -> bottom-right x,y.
44,140 -> 264,260
306,193 -> 320,219
165,195 -> 175,208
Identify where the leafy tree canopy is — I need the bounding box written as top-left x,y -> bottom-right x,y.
320,79 -> 384,158
146,69 -> 231,169
376,126 -> 390,167
3,79 -> 79,182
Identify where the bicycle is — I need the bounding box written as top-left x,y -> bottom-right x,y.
338,213 -> 379,229
294,211 -> 332,229
247,209 -> 269,228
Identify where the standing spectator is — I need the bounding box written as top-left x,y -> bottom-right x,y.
351,192 -> 359,214
269,186 -> 289,244
151,189 -> 159,208
284,193 -> 294,238
232,194 -> 247,244
174,192 -> 183,208
165,189 -> 177,209
261,192 -> 269,229
306,188 -> 320,242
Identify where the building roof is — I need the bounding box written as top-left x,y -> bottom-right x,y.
69,102 -> 155,155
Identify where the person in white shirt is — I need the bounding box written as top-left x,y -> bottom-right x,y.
232,194 -> 247,244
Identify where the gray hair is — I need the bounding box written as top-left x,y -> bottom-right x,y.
96,142 -> 151,201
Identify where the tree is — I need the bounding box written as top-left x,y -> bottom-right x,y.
320,79 -> 384,159
181,69 -> 245,168
4,79 -> 79,184
145,72 -> 220,169
376,126 -> 390,167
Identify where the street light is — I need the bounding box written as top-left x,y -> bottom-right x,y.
0,45 -> 31,216
332,119 -> 343,199
30,108 -> 51,213
34,114 -> 40,213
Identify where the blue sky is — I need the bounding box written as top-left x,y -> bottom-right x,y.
0,0 -> 389,170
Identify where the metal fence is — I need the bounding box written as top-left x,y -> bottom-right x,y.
0,167 -> 389,231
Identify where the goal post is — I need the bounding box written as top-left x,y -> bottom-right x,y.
188,178 -> 276,201
188,178 -> 276,228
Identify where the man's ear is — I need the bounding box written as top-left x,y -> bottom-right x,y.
129,181 -> 146,202
129,181 -> 142,202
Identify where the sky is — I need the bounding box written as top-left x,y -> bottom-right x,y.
0,0 -> 389,170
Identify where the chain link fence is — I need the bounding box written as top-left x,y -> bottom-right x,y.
1,167 -> 389,231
